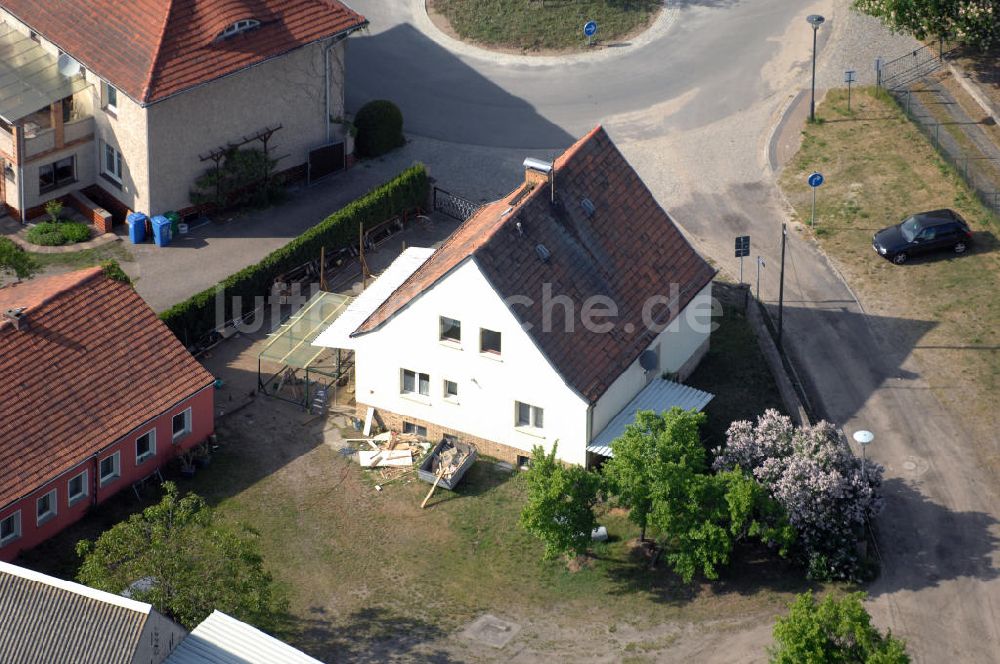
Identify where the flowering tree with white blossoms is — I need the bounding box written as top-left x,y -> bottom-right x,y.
713,409 -> 884,580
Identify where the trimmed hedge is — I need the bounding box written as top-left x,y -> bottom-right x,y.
26,221 -> 91,246
160,164 -> 429,345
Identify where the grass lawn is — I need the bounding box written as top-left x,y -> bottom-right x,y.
15,280 -> 804,660
779,87 -> 1000,475
430,0 -> 661,52
30,242 -> 133,269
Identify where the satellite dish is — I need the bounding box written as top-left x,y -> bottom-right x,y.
639,350 -> 658,371
57,53 -> 81,78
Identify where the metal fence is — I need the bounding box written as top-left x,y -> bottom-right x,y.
433,186 -> 481,221
877,41 -> 950,90
886,86 -> 1000,216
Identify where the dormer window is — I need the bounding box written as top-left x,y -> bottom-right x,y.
217,19 -> 261,41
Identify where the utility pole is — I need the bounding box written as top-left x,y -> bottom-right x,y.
778,224 -> 787,345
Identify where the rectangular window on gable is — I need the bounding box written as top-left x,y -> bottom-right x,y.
172,408 -> 192,443
103,142 -> 124,187
103,82 -> 118,113
401,369 -> 430,397
515,401 -> 544,429
36,489 -> 57,526
443,379 -> 459,401
439,317 -> 461,344
480,328 -> 502,355
0,512 -> 21,547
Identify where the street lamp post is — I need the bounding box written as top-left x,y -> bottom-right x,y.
807,15 -> 825,122
853,430 -> 874,478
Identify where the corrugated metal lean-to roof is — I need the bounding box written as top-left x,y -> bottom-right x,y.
164,610 -> 323,664
0,22 -> 91,123
586,379 -> 714,458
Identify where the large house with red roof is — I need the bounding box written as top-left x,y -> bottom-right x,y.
315,127 -> 717,466
0,268 -> 216,562
0,0 -> 367,224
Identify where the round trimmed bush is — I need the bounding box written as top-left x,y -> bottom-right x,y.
354,100 -> 405,158
59,222 -> 92,243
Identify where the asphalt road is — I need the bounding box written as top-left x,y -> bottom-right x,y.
344,0 -> 1000,661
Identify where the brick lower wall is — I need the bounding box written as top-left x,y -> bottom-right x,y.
82,185 -> 131,227
356,403 -> 530,465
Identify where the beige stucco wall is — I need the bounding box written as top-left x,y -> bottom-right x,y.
145,39 -> 346,215
88,71 -> 150,215
17,141 -> 96,212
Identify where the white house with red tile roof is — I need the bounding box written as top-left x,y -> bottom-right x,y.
316,127 -> 717,466
0,268 -> 215,561
0,0 -> 367,224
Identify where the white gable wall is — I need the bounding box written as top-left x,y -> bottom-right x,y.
591,282 -> 714,438
353,258 -> 591,466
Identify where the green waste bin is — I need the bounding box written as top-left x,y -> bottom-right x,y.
164,211 -> 181,235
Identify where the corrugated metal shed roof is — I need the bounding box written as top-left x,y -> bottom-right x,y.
165,610 -> 323,664
586,380 -> 714,458
259,290 -> 352,369
313,247 -> 435,351
0,561 -> 151,664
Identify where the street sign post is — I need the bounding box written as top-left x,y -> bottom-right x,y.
756,255 -> 765,301
844,70 -> 856,111
735,235 -> 750,284
584,21 -> 597,46
807,171 -> 824,226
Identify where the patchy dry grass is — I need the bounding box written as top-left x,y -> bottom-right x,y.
430,0 -> 661,52
779,87 -> 1000,475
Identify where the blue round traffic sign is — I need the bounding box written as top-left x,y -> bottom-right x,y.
807,172 -> 824,188
584,21 -> 598,37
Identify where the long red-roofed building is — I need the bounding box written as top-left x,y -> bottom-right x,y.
0,268 -> 215,561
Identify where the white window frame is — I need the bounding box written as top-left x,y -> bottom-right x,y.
480,328 -> 502,356
103,141 -> 123,184
103,82 -> 118,113
36,489 -> 57,526
0,511 -> 21,547
172,408 -> 192,443
67,470 -> 88,506
136,429 -> 156,464
439,316 -> 462,345
401,369 -> 430,397
443,379 -> 459,402
99,451 -> 120,486
515,401 -> 544,429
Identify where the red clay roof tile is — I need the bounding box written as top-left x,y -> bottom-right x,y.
354,126 -> 717,403
0,268 -> 215,509
0,0 -> 367,104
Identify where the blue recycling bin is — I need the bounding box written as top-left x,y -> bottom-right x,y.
126,212 -> 147,244
151,215 -> 172,247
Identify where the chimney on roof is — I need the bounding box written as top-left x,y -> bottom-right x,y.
3,307 -> 28,331
523,158 -> 555,200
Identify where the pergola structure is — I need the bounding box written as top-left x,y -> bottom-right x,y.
258,290 -> 353,410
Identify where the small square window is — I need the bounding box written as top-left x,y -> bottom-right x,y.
36,490 -> 57,526
402,422 -> 428,437
439,316 -> 461,344
99,452 -> 120,485
443,379 -> 458,400
0,512 -> 21,546
68,470 -> 88,506
480,328 -> 502,355
401,369 -> 430,397
172,408 -> 192,443
136,430 -> 156,464
515,401 -> 543,429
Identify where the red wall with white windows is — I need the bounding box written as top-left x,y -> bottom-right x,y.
0,386 -> 214,562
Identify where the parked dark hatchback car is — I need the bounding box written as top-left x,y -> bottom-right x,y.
872,209 -> 973,264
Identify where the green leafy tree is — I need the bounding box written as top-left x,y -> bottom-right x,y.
771,592 -> 910,663
603,408 -> 705,541
520,443 -> 602,560
76,483 -> 285,630
854,0 -> 1000,51
0,237 -> 40,281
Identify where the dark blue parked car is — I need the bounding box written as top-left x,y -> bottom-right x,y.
872,209 -> 973,265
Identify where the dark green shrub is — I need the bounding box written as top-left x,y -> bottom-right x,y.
26,221 -> 90,246
190,147 -> 283,211
161,164 -> 429,344
101,259 -> 132,286
60,222 -> 92,243
354,100 -> 405,158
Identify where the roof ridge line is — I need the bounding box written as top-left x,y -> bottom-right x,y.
0,561 -> 153,615
141,0 -> 177,103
